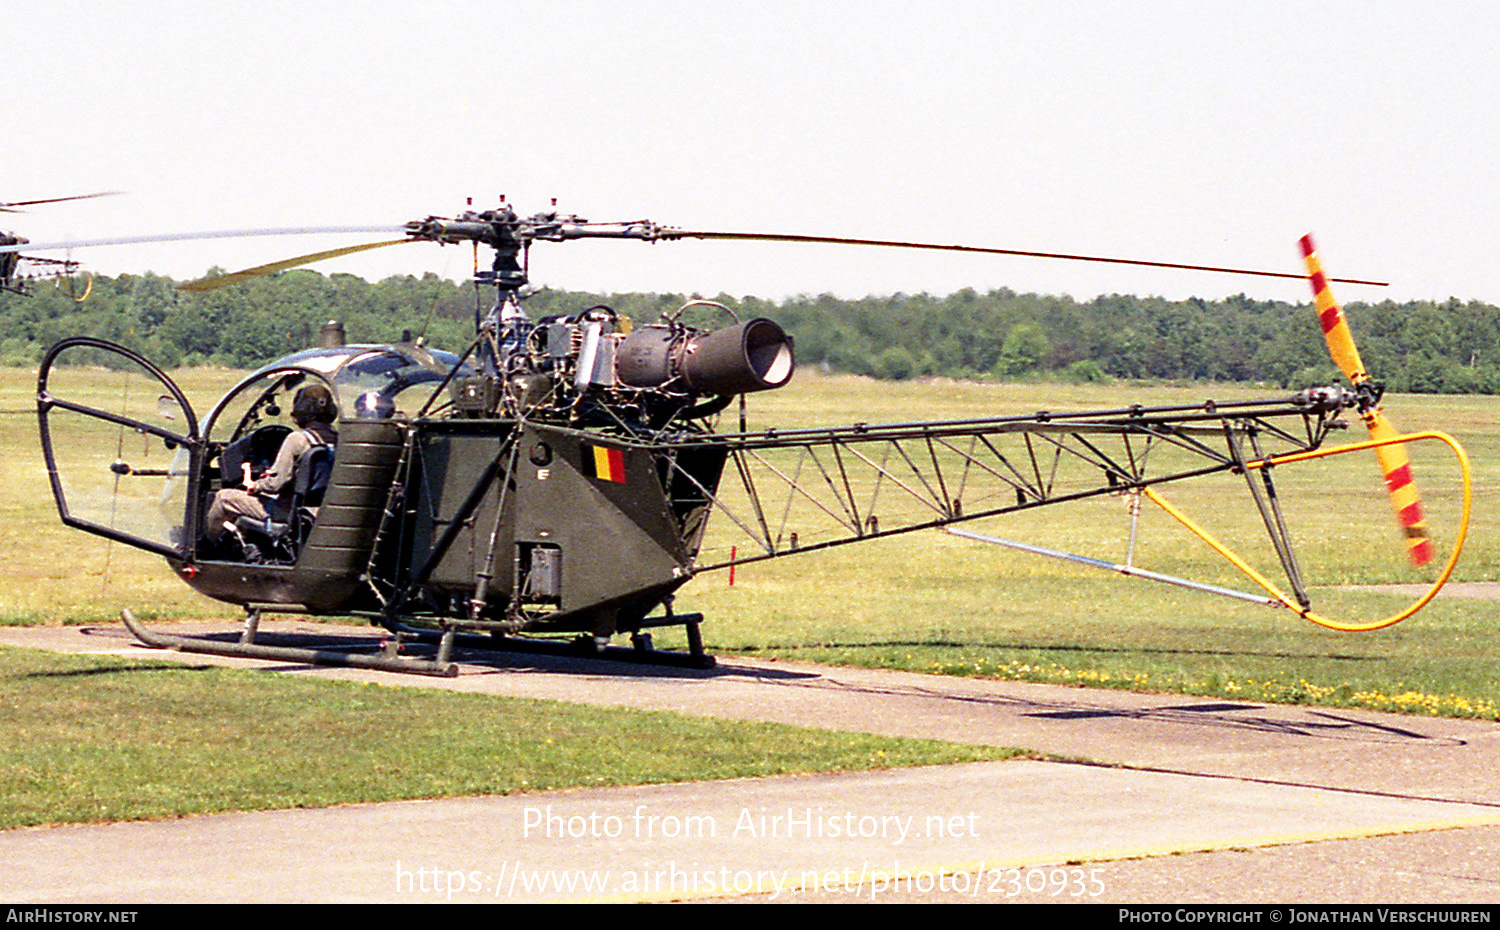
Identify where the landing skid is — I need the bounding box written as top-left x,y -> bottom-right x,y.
120,609 -> 460,677
119,608 -> 717,676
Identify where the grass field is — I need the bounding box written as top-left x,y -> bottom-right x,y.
0,646 -> 1018,829
4,363 -> 1498,720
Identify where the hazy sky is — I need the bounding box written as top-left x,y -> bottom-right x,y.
6,1 -> 1499,305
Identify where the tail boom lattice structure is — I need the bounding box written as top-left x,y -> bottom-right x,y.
655,392 -> 1354,579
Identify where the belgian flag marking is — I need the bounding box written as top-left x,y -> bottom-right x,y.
584,444 -> 627,483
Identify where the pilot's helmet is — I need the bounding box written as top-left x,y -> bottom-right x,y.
353,390 -> 395,419
292,384 -> 338,426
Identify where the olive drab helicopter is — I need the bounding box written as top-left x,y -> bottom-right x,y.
11,202 -> 1472,676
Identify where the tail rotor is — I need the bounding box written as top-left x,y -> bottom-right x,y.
1299,234 -> 1433,566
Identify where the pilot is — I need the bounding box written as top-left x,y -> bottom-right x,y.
205,384 -> 339,541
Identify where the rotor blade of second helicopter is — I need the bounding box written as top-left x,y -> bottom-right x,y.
0,191 -> 125,211
661,230 -> 1390,287
0,226 -> 409,254
177,238 -> 417,291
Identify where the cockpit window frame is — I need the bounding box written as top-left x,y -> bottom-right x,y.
220,344 -> 472,427
203,367 -> 331,446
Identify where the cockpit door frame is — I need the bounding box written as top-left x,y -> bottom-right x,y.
37,337 -> 203,560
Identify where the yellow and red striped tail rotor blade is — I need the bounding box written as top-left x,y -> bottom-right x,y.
1299,234 -> 1369,386
1363,408 -> 1434,567
1301,234 -> 1433,567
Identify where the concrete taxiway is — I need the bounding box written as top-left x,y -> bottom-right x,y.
2,621 -> 1498,903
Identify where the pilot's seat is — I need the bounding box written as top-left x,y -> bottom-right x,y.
234,446 -> 335,564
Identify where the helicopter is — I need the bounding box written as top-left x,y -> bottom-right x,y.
15,203 -> 1472,676
1,193 -> 121,296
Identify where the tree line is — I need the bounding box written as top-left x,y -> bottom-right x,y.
3,269 -> 1497,394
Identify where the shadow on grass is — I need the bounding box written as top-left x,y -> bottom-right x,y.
723,639 -> 1383,662
21,663 -> 213,679
454,648 -> 823,681
1021,704 -> 1462,747
717,666 -> 1473,748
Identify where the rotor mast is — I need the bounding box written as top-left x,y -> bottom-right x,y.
403,202 -> 667,377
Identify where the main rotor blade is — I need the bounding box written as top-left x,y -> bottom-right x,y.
0,225 -> 408,254
178,238 -> 415,291
0,191 -> 124,212
662,229 -> 1390,287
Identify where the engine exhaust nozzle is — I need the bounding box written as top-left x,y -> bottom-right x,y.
617,317 -> 795,395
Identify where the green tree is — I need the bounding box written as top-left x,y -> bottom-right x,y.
996,323 -> 1051,377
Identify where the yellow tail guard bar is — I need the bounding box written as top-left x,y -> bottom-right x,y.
1145,430 -> 1471,632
